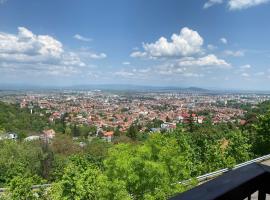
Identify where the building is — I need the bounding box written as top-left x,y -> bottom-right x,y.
42,129 -> 56,139
103,131 -> 114,142
0,132 -> 18,140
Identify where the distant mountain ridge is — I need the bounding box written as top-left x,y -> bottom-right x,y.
0,83 -> 209,92
1,84 -> 270,94
64,84 -> 211,93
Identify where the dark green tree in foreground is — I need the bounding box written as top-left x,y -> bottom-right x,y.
253,110 -> 270,155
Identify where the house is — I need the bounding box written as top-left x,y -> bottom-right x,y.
0,132 -> 18,140
176,115 -> 184,123
103,131 -> 114,142
7,132 -> 18,140
24,135 -> 40,141
42,129 -> 56,139
197,116 -> 204,124
20,100 -> 27,108
161,122 -> 176,131
150,128 -> 160,132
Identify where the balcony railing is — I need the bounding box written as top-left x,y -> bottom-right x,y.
170,162 -> 270,200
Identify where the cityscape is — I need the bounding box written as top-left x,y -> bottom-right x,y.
1,88 -> 270,141
1,0 -> 270,199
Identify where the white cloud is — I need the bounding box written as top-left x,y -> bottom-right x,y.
220,37 -> 228,44
87,52 -> 107,59
0,27 -> 87,76
75,47 -> 107,60
73,34 -> 92,42
241,72 -> 250,77
234,64 -> 251,74
240,64 -> 251,69
207,44 -> 217,50
204,0 -> 223,9
0,27 -> 63,59
228,0 -> 270,10
182,73 -> 204,77
131,54 -> 230,79
203,0 -> 270,10
130,51 -> 147,58
131,27 -> 204,58
177,54 -> 231,68
138,68 -> 151,73
224,50 -> 245,57
114,71 -> 134,77
122,61 -> 130,65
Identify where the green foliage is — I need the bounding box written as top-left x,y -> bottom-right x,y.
0,102 -> 48,136
7,176 -> 36,200
146,118 -> 163,130
1,101 -> 270,199
4,175 -> 48,200
51,156 -> 130,200
126,124 -> 139,140
104,134 -> 192,199
252,110 -> 270,155
0,140 -> 44,186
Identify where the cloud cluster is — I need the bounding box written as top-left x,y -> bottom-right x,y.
0,27 -> 106,77
88,52 -> 107,59
128,27 -> 232,81
0,27 -> 86,75
0,27 -> 63,61
224,50 -> 245,57
122,61 -> 130,65
131,27 -> 203,58
204,0 -> 270,10
220,37 -> 228,44
228,0 -> 270,10
204,0 -> 223,9
177,54 -> 230,68
73,34 -> 92,42
116,54 -> 230,82
130,27 -> 229,66
240,64 -> 251,69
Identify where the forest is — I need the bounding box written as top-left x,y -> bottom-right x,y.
0,101 -> 270,199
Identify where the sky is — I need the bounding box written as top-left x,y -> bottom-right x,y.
0,0 -> 270,90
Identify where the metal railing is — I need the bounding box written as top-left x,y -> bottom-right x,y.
181,153 -> 270,184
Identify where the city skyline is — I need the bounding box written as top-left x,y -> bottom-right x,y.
1,0 -> 270,90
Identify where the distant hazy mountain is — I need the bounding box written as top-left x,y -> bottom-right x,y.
65,84 -> 211,92
1,83 -> 269,94
0,83 -> 211,92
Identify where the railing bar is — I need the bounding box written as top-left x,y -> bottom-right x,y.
179,153 -> 270,184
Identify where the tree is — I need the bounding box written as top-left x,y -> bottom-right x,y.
126,124 -> 138,140
0,140 -> 43,187
7,176 -> 46,200
51,134 -> 81,156
72,124 -> 80,137
114,126 -> 121,137
253,111 -> 270,155
51,156 -> 130,200
64,127 -> 72,136
104,134 -> 194,199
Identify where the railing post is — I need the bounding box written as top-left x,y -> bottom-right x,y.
258,190 -> 266,200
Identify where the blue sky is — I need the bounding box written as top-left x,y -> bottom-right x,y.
0,0 -> 270,90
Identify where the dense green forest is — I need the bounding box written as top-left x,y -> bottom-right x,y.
0,101 -> 270,199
